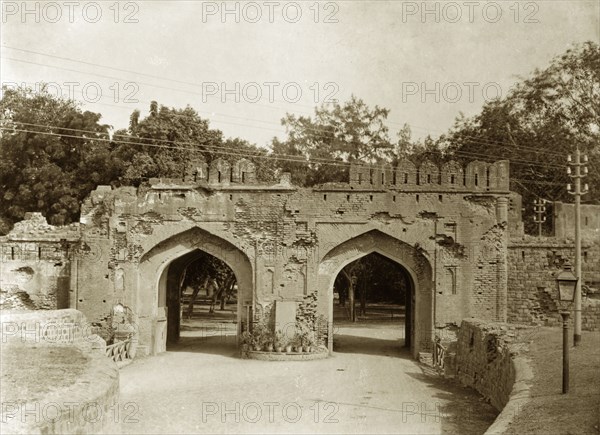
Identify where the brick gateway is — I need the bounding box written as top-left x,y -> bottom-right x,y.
1,158 -> 516,358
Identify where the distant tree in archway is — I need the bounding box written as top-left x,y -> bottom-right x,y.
337,253 -> 408,321
180,252 -> 237,318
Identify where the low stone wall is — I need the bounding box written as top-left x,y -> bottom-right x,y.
449,319 -> 533,434
0,309 -> 120,434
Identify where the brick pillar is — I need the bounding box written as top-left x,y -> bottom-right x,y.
496,253 -> 508,321
279,172 -> 292,186
496,199 -> 509,322
496,197 -> 508,224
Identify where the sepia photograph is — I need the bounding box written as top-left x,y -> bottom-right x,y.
0,1 -> 599,434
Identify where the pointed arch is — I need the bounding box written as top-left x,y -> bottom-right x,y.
317,229 -> 433,357
136,226 -> 253,354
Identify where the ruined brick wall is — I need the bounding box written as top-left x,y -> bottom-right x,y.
1,159 -> 513,358
470,216 -> 508,322
75,160 -> 510,356
453,319 -> 533,411
507,192 -> 524,237
507,237 -> 600,331
553,202 -> 600,240
0,213 -> 78,310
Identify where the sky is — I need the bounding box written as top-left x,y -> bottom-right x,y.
1,0 -> 599,148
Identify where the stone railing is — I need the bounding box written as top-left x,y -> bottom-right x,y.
433,338 -> 446,370
105,336 -> 134,363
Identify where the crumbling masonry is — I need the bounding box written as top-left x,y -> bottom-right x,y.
2,157 -> 598,358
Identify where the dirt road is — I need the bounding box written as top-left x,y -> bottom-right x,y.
119,323 -> 496,434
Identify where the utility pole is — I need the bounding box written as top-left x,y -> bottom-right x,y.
533,198 -> 547,237
567,147 -> 589,346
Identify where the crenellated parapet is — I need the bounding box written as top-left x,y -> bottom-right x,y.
347,159 -> 510,191
207,157 -> 256,185
419,160 -> 439,186
208,158 -> 231,185
232,158 -> 257,184
396,159 -> 417,185
185,159 -> 208,183
137,156 -> 509,192
441,160 -> 464,187
160,157 -> 259,186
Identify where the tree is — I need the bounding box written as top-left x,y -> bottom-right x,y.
180,252 -> 237,318
438,41 -> 600,233
393,124 -> 416,160
114,103 -> 276,186
340,261 -> 361,322
336,253 -> 407,321
0,85 -> 118,230
112,103 -> 224,185
272,96 -> 393,186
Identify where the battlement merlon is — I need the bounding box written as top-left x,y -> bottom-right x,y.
94,158 -> 510,194
347,159 -> 509,192
173,157 -> 510,192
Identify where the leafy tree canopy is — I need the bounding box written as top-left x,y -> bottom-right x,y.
1,42 -> 597,237
272,95 -> 394,186
438,41 -> 599,233
0,93 -> 274,233
0,85 -> 117,227
112,103 -> 223,185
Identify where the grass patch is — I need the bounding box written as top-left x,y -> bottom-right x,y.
507,328 -> 600,434
1,345 -> 91,403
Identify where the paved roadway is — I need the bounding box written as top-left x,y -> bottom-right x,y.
118,322 -> 497,434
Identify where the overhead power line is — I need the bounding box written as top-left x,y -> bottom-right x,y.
0,124 -> 572,181
4,120 -> 569,170
1,78 -> 573,163
0,46 -> 580,157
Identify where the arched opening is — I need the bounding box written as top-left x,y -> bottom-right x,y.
332,252 -> 414,355
137,227 -> 253,356
160,249 -> 238,352
318,230 -> 433,358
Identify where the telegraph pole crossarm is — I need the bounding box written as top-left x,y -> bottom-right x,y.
533,198 -> 547,237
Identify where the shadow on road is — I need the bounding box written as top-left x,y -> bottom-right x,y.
333,323 -> 498,434
167,334 -> 239,357
333,333 -> 411,358
405,368 -> 499,434
332,322 -> 410,358
167,317 -> 239,357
